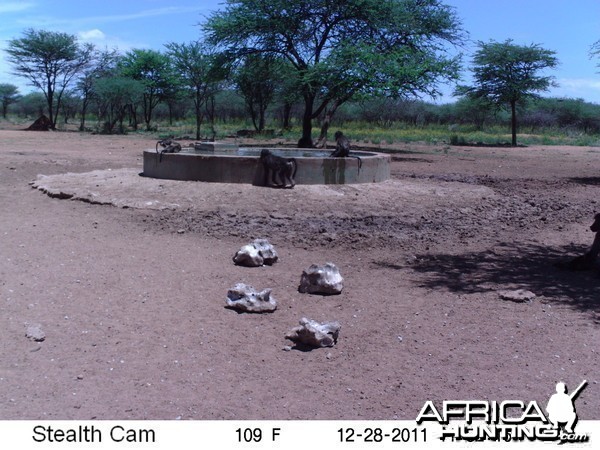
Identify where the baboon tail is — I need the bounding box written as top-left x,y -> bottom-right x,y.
351,155 -> 362,173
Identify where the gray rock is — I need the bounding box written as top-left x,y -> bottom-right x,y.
298,262 -> 343,295
233,238 -> 278,267
26,325 -> 46,342
498,289 -> 536,303
226,283 -> 277,313
286,318 -> 341,348
233,243 -> 262,266
251,238 -> 278,265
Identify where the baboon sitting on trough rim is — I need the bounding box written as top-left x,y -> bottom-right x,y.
331,131 -> 362,171
564,212 -> 600,270
156,139 -> 182,162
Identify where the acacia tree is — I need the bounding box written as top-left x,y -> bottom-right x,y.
591,40 -> 600,70
94,76 -> 144,134
204,0 -> 465,147
16,92 -> 46,117
76,49 -> 120,131
456,40 -> 558,146
0,84 -> 21,118
5,29 -> 94,129
165,41 -> 224,140
234,54 -> 285,132
119,49 -> 177,131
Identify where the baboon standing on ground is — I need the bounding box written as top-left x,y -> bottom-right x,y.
259,149 -> 298,188
330,131 -> 362,170
565,212 -> 600,270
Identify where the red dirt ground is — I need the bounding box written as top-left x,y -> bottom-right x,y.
1,126 -> 598,420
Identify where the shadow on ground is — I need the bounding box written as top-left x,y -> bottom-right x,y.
375,241 -> 600,321
569,176 -> 600,186
390,156 -> 435,163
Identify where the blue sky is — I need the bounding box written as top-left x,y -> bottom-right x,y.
1,0 -> 600,103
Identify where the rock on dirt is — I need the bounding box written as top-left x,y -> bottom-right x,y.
498,289 -> 536,303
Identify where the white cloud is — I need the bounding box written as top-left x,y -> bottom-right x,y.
16,6 -> 204,29
0,2 -> 35,14
558,78 -> 600,91
78,29 -> 106,41
552,78 -> 600,102
97,6 -> 205,22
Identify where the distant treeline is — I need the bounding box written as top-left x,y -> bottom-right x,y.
5,90 -> 600,136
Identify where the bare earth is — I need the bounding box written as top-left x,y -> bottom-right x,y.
1,127 -> 598,421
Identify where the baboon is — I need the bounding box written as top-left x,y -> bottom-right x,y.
330,131 -> 362,170
331,131 -> 350,157
259,149 -> 297,188
592,212 -> 600,233
297,136 -> 314,149
155,138 -> 173,152
565,212 -> 600,270
156,139 -> 182,162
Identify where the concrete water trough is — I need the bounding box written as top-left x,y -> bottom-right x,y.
142,142 -> 390,185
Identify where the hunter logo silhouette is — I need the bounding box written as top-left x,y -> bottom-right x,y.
545,380 -> 587,434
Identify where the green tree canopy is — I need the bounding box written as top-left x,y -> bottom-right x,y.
165,41 -> 225,140
76,48 -> 120,131
94,76 -> 144,134
591,39 -> 600,71
204,0 -> 465,147
456,39 -> 558,146
0,83 -> 21,118
234,54 -> 285,132
15,92 -> 46,117
5,28 -> 93,129
118,49 -> 177,131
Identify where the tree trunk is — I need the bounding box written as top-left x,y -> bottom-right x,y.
128,105 -> 139,131
194,88 -> 203,140
143,93 -> 154,131
79,100 -> 88,131
314,99 -> 342,149
117,108 -> 126,134
205,95 -> 216,141
46,82 -> 56,130
511,100 -> 517,147
298,94 -> 315,148
281,102 -> 292,130
248,100 -> 259,131
195,105 -> 203,141
54,94 -> 64,130
258,98 -> 266,132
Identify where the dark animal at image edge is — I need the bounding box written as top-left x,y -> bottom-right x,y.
156,139 -> 182,162
564,212 -> 600,270
259,149 -> 298,188
331,131 -> 362,172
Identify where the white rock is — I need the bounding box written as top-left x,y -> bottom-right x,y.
298,262 -> 343,295
252,238 -> 278,265
233,238 -> 278,267
226,283 -> 277,313
26,325 -> 46,342
233,244 -> 262,267
285,317 -> 341,348
498,289 -> 536,303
